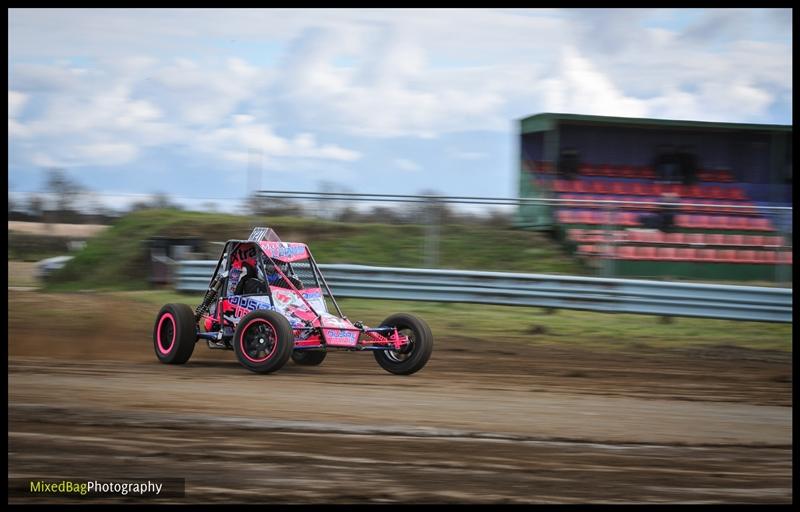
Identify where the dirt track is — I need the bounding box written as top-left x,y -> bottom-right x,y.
8,313 -> 793,505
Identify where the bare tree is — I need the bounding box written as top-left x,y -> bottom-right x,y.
45,168 -> 83,217
150,192 -> 181,210
27,194 -> 44,220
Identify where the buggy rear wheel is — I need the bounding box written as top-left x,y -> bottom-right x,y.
291,350 -> 327,366
234,310 -> 294,374
153,303 -> 197,364
373,313 -> 433,375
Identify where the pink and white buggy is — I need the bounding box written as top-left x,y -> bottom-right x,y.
153,227 -> 433,374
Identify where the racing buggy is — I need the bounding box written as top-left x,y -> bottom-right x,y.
153,227 -> 433,375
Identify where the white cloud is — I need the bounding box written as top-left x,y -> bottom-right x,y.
8,91 -> 28,117
193,115 -> 361,165
393,158 -> 421,172
535,46 -> 649,118
7,8 -> 792,180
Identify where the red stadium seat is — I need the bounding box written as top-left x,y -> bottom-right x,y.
729,187 -> 746,201
705,233 -> 724,246
573,181 -> 590,194
764,236 -> 783,247
696,249 -> 717,261
665,232 -> 685,245
621,212 -> 639,226
553,180 -> 569,193
577,210 -> 595,224
750,218 -> 772,231
755,251 -> 777,264
694,215 -> 712,229
629,230 -> 655,243
706,186 -> 723,199
636,246 -> 657,260
684,233 -> 704,245
588,180 -> 608,194
685,185 -> 703,198
616,246 -> 636,259
674,248 -> 696,261
717,250 -> 737,262
727,234 -> 744,246
726,216 -> 748,230
655,247 -> 676,260
778,251 -> 792,265
629,183 -> 645,196
737,250 -> 758,263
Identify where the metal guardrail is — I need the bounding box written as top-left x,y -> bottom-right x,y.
175,261 -> 792,323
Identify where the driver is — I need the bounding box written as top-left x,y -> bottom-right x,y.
267,261 -> 303,289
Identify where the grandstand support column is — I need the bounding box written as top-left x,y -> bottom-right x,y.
601,202 -> 615,278
775,209 -> 791,286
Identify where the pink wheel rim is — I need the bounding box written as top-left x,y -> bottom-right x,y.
239,318 -> 278,363
157,313 -> 176,355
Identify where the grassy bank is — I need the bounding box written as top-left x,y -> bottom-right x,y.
44,209 -> 584,291
117,290 -> 791,353
8,287 -> 794,353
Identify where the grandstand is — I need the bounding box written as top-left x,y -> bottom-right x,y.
516,113 -> 792,281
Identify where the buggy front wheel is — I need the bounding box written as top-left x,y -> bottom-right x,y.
234,310 -> 294,374
373,313 -> 433,375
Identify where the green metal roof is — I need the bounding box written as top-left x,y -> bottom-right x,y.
520,112 -> 792,134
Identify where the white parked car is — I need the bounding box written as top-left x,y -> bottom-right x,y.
36,255 -> 74,279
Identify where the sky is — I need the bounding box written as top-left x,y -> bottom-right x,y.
7,8 -> 793,212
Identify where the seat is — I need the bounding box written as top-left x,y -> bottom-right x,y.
737,250 -> 758,263
234,262 -> 268,295
717,250 -> 737,263
553,180 -> 570,193
778,251 -> 793,265
729,187 -> 746,201
756,251 -> 777,264
641,166 -> 656,179
598,164 -> 611,176
685,185 -> 703,198
750,218 -> 772,231
707,186 -> 725,199
573,181 -> 590,194
726,216 -> 747,230
636,246 -> 657,260
727,234 -> 744,246
696,249 -> 717,261
764,236 -> 783,247
578,210 -> 596,225
665,232 -> 685,245
657,247 -> 678,260
674,248 -> 696,261
616,245 -> 636,259
705,233 -> 724,246
684,233 -> 704,245
693,215 -> 711,229
630,229 -> 656,244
